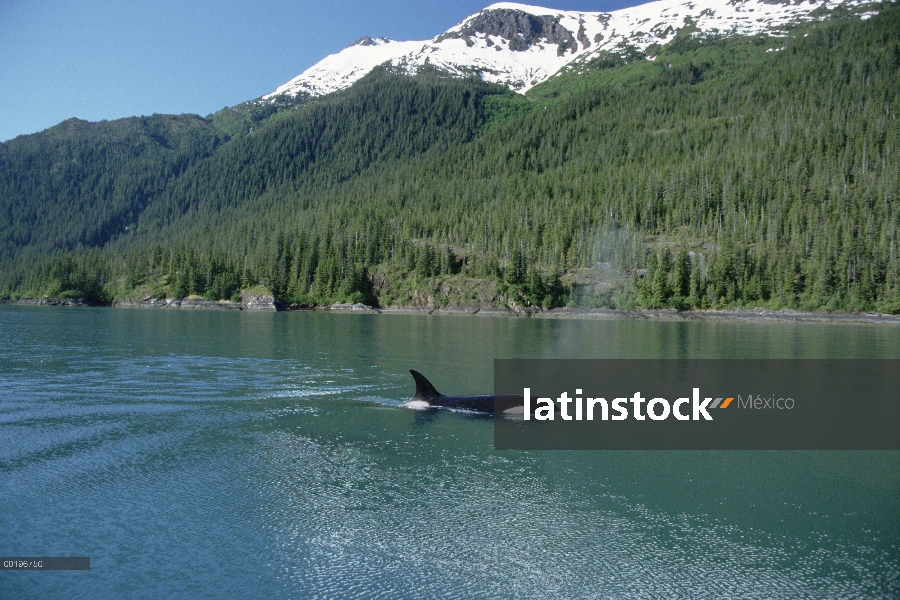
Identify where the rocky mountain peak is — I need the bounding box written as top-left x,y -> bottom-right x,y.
350,36 -> 391,47
436,8 -> 578,54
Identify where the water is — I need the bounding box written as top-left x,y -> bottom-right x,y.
1,305 -> 898,598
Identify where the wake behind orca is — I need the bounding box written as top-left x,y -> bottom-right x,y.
404,370 -> 525,416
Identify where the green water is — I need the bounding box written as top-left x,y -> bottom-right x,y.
1,306 -> 898,598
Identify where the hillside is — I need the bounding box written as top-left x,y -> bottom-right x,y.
1,2 -> 898,313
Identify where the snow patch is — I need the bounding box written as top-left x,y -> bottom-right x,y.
264,0 -> 879,100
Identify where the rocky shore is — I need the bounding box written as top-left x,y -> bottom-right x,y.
8,297 -> 900,324
13,291 -> 280,311
354,304 -> 900,324
112,291 -> 280,310
13,297 -> 93,307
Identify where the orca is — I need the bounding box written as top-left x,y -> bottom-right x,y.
405,370 -> 525,416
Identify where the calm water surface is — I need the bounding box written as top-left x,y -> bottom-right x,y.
1,306 -> 898,598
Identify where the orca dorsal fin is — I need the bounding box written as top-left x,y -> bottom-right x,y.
410,370 -> 441,399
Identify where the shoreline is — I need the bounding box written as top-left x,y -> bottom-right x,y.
349,304 -> 900,324
6,297 -> 900,324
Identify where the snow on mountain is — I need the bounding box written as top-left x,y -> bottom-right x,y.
265,36 -> 423,98
265,0 -> 878,100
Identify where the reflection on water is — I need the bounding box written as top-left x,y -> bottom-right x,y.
0,306 -> 898,598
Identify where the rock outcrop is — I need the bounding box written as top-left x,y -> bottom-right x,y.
241,291 -> 278,310
436,9 -> 578,54
110,292 -> 280,311
15,297 -> 91,307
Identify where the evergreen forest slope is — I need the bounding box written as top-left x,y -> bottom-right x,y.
1,4 -> 898,313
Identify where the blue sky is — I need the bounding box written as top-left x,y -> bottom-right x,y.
0,0 -> 646,141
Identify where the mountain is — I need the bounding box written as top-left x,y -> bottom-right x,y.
0,114 -> 221,258
1,1 -> 898,313
264,0 -> 880,99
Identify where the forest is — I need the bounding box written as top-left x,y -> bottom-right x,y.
1,4 -> 898,313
